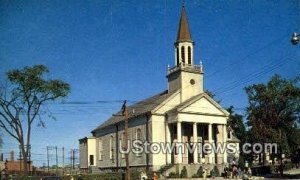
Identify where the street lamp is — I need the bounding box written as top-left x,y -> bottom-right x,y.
291,32 -> 299,45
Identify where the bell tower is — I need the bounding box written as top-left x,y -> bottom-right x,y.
167,5 -> 204,102
175,5 -> 194,66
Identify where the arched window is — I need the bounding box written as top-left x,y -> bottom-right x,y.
188,46 -> 191,64
181,46 -> 185,64
176,47 -> 180,65
136,128 -> 142,141
110,135 -> 114,160
135,128 -> 142,156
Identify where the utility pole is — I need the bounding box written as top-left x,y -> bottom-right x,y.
19,146 -> 22,173
55,146 -> 58,175
70,149 -> 75,170
72,149 -> 75,169
62,147 -> 65,176
69,149 -> 73,174
121,100 -> 130,180
47,147 -> 50,173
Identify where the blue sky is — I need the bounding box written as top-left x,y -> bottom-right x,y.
0,0 -> 299,166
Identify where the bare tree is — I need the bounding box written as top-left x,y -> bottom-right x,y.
0,65 -> 70,175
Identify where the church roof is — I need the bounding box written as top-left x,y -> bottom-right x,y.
176,6 -> 193,43
92,90 -> 174,132
168,92 -> 230,116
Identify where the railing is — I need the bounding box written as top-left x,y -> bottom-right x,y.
167,63 -> 203,75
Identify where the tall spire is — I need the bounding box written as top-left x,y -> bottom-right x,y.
176,6 -> 192,43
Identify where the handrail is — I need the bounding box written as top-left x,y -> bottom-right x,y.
167,63 -> 203,75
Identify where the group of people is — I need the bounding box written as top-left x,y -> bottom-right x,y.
223,165 -> 252,179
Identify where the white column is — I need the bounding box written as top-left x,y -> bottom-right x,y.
166,123 -> 171,164
216,124 -> 223,164
177,121 -> 182,164
208,123 -> 214,164
223,124 -> 227,164
193,123 -> 198,164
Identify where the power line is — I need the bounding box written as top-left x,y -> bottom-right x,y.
215,56 -> 294,96
212,39 -> 294,96
205,33 -> 288,79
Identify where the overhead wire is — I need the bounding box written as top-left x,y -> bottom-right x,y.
205,33 -> 288,79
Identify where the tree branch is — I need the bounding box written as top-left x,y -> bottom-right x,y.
0,119 -> 20,142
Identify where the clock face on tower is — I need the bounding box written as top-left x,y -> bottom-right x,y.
190,79 -> 195,85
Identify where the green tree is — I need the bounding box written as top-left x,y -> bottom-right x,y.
245,74 -> 300,174
180,166 -> 187,178
0,65 -> 70,175
196,166 -> 204,177
227,106 -> 248,166
227,106 -> 246,143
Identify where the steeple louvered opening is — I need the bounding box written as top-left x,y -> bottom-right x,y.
188,46 -> 191,64
181,46 -> 185,64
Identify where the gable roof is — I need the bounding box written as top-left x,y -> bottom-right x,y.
169,93 -> 229,116
92,90 -> 174,133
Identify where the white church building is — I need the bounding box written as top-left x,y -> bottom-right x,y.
79,6 -> 239,176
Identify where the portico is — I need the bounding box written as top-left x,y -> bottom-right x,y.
166,107 -> 228,165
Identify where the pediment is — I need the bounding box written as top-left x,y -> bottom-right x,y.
178,93 -> 229,116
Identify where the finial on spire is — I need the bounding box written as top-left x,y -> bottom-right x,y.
182,0 -> 185,7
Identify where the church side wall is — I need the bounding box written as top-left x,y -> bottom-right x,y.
93,115 -> 151,170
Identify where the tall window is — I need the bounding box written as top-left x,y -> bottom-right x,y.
135,128 -> 142,156
176,48 -> 180,65
188,46 -> 191,64
98,138 -> 103,161
136,128 -> 142,141
110,135 -> 114,160
181,46 -> 185,64
121,132 -> 126,158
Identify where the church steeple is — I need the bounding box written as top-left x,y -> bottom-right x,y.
174,6 -> 194,66
176,6 -> 193,43
167,5 -> 204,101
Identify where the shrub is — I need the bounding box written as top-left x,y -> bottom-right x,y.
284,162 -> 294,170
168,172 -> 180,178
238,156 -> 245,169
130,169 -> 142,180
210,166 -> 220,177
196,166 -> 204,178
180,166 -> 187,178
